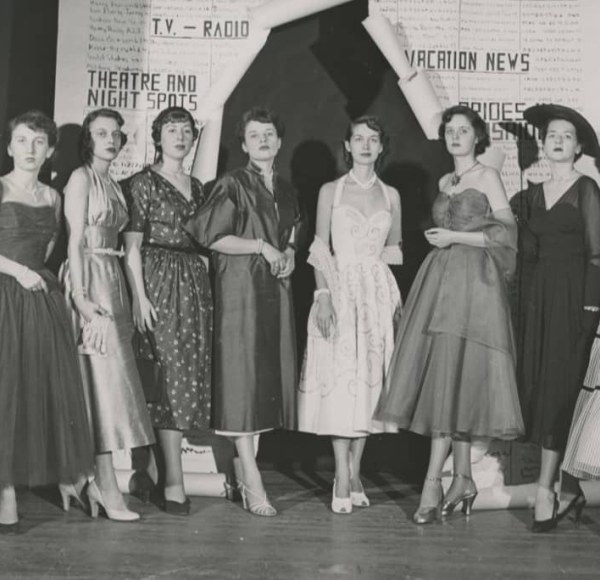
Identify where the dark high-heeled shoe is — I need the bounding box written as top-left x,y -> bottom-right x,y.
413,476 -> 443,525
441,473 -> 478,517
532,488 -> 559,533
557,493 -> 586,523
129,471 -> 156,504
0,521 -> 19,535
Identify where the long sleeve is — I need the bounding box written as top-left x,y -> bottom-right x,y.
579,177 -> 600,307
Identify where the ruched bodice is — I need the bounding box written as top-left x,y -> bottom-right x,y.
84,166 -> 128,250
0,202 -> 56,270
432,188 -> 490,231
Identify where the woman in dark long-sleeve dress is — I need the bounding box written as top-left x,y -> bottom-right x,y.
186,107 -> 302,516
513,104 -> 600,532
123,106 -> 212,515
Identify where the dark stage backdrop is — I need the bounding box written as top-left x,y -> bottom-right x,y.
1,0 -> 455,481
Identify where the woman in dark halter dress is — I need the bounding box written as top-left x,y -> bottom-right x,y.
374,105 -> 523,525
0,111 -> 93,530
511,104 -> 600,532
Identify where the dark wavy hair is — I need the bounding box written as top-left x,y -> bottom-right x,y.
151,107 -> 199,162
79,108 -> 127,165
343,115 -> 389,168
8,110 -> 58,147
236,107 -> 285,145
438,105 -> 490,156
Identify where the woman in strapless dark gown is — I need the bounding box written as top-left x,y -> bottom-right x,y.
374,105 -> 523,524
0,111 -> 93,531
512,104 -> 600,532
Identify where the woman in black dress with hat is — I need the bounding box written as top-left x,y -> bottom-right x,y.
515,104 -> 600,532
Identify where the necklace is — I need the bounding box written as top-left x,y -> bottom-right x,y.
349,169 -> 377,190
450,161 -> 480,187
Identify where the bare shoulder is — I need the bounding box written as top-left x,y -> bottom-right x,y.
478,165 -> 502,184
318,180 -> 337,203
438,172 -> 453,191
65,166 -> 91,192
385,184 -> 401,209
47,186 -> 62,209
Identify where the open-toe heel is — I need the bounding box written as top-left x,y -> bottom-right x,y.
413,476 -> 443,525
238,482 -> 277,517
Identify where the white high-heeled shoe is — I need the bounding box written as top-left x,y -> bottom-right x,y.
350,481 -> 370,508
87,480 -> 140,522
331,479 -> 352,514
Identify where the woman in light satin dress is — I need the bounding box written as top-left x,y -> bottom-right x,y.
63,108 -> 154,521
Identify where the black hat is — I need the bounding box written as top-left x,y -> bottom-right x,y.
524,104 -> 600,158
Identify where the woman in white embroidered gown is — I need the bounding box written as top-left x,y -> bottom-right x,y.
298,116 -> 402,514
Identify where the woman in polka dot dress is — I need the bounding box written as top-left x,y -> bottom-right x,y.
123,107 -> 212,515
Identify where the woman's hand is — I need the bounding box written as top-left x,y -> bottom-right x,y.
261,242 -> 288,277
277,247 -> 296,278
315,293 -> 336,339
14,267 -> 48,292
81,314 -> 110,355
73,296 -> 109,322
424,228 -> 456,248
132,296 -> 158,333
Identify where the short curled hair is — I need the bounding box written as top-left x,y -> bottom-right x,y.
540,118 -> 583,162
8,110 -> 58,147
79,108 -> 127,165
343,115 -> 389,168
151,107 -> 199,162
236,107 -> 285,145
438,105 -> 490,156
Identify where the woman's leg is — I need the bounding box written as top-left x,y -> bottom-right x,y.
157,428 -> 185,503
234,435 -> 263,494
558,470 -> 583,513
418,435 -> 451,509
0,485 -> 18,525
442,439 -> 477,513
234,434 -> 276,515
94,452 -> 129,510
349,436 -> 367,493
535,447 -> 561,521
332,437 -> 351,498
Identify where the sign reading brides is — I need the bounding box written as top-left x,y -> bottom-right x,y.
369,0 -> 600,192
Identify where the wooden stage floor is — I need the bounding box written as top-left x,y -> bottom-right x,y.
2,469 -> 600,580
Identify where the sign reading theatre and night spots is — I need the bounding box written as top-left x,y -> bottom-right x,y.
55,0 -> 263,180
371,0 -> 600,192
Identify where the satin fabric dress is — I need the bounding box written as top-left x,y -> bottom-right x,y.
185,163 -> 302,433
298,177 -> 402,436
0,177 -> 93,486
123,168 -> 213,431
62,166 -> 154,453
374,189 -> 524,439
513,176 -> 600,451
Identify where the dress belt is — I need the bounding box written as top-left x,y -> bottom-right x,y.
144,242 -> 198,255
84,248 -> 125,257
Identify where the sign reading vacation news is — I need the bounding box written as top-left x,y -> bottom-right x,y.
54,0 -> 264,180
369,0 -> 600,193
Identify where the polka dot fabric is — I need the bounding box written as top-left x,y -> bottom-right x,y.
124,168 -> 212,431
